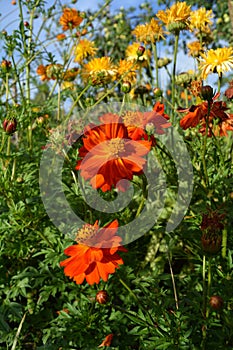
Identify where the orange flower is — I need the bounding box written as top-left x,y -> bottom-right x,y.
178,103 -> 208,129
56,33 -> 66,41
98,334 -> 114,347
60,220 -> 127,285
36,64 -> 49,81
59,8 -> 83,31
76,113 -> 151,192
122,109 -> 171,141
179,96 -> 233,135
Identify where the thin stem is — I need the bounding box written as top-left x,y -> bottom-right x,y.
167,248 -> 179,310
11,312 -> 27,350
152,41 -> 159,87
171,33 -> 179,120
222,228 -> 227,259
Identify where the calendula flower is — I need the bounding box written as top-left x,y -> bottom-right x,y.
132,18 -> 165,44
60,220 -> 127,285
73,39 -> 97,63
117,59 -> 137,83
156,1 -> 191,33
187,41 -> 203,58
126,43 -> 151,66
82,57 -> 117,85
59,8 -> 83,31
189,8 -> 213,35
199,47 -> 233,79
76,113 -> 151,192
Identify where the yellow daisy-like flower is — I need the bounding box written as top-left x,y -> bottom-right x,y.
132,18 -> 165,44
59,8 -> 83,31
125,43 -> 151,67
73,39 -> 97,63
189,8 -> 213,34
156,1 -> 191,33
187,41 -> 203,58
82,57 -> 117,85
117,59 -> 137,83
199,47 -> 233,79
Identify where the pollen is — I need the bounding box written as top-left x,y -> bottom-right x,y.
75,224 -> 98,243
108,138 -> 125,158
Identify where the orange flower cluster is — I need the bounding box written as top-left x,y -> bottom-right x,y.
59,8 -> 83,31
60,105 -> 171,285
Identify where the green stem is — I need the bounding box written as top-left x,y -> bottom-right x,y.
171,33 -> 179,120
202,102 -> 211,187
202,254 -> 207,319
222,228 -> 227,258
152,41 -> 159,87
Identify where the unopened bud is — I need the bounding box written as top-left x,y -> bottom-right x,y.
209,295 -> 224,310
121,81 -> 131,93
137,45 -> 145,57
153,87 -> 163,98
96,290 -> 109,304
200,85 -> 214,102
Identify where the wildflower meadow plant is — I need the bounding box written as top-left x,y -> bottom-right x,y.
0,0 -> 232,349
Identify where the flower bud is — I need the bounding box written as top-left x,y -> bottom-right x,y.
201,232 -> 222,255
209,295 -> 224,310
3,118 -> 17,134
96,290 -> 109,304
137,45 -> 145,57
200,85 -> 214,102
24,21 -> 29,27
121,81 -> 131,93
153,87 -> 163,98
1,60 -> 12,73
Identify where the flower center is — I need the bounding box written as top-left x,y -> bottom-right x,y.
122,111 -> 142,127
108,138 -> 125,158
75,224 -> 98,243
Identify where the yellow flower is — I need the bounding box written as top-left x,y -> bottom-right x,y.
156,1 -> 191,33
62,81 -> 75,90
199,47 -> 233,79
117,59 -> 137,83
132,18 -> 165,44
125,43 -> 151,67
59,8 -> 83,31
82,57 -> 117,85
187,41 -> 203,58
189,8 -> 213,34
73,39 -> 97,63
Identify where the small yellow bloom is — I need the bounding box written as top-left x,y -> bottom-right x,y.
125,43 -> 151,67
189,8 -> 213,34
132,18 -> 165,44
82,57 -> 117,85
117,59 -> 137,83
187,41 -> 203,58
73,39 -> 97,63
199,47 -> 233,79
156,1 -> 191,33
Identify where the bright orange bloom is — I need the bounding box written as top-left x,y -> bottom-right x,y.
56,33 -> 66,41
76,113 -> 151,192
98,334 -> 114,347
36,64 -> 49,81
60,220 -> 127,285
59,8 -> 83,31
179,96 -> 233,136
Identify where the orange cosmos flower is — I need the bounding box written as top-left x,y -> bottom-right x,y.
60,220 -> 127,285
98,334 -> 114,348
59,8 -> 83,31
179,96 -> 233,136
75,113 -> 151,192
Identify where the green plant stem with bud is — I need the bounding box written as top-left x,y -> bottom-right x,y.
152,41 -> 159,87
171,33 -> 179,120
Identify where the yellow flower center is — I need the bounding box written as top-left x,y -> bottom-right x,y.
122,111 -> 142,127
75,224 -> 98,243
108,138 -> 125,158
